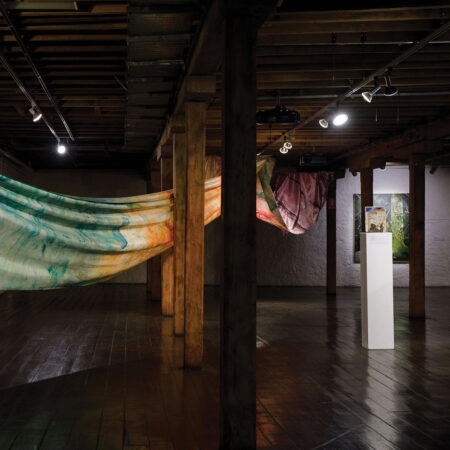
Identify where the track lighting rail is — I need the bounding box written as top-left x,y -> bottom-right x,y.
0,51 -> 60,142
258,20 -> 450,155
0,1 -> 74,141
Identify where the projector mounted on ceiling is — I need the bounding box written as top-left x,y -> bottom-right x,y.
256,95 -> 300,125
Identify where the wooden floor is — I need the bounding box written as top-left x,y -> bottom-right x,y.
0,285 -> 448,449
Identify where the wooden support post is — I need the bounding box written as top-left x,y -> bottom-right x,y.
161,157 -> 174,316
409,154 -> 426,318
360,168 -> 373,232
173,133 -> 187,335
146,177 -> 152,293
221,2 -> 273,447
147,169 -> 162,300
326,178 -> 337,296
184,102 -> 206,367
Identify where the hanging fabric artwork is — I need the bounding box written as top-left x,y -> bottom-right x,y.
0,156 -> 331,290
270,172 -> 331,234
0,157 -> 286,290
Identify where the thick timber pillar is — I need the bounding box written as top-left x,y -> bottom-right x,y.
409,154 -> 426,318
221,1 -> 275,447
161,157 -> 174,316
326,178 -> 337,296
184,102 -> 206,367
173,133 -> 187,335
147,167 -> 162,300
360,168 -> 373,232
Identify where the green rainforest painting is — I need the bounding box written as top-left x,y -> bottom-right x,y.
354,193 -> 410,263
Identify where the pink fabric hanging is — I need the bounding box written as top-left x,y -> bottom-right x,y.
270,172 -> 331,234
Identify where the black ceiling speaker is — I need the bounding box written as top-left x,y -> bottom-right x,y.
256,95 -> 300,125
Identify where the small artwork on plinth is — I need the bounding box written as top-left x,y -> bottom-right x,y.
365,206 -> 386,232
353,193 -> 409,263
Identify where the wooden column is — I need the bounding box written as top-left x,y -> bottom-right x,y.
221,2 -> 266,447
184,101 -> 206,367
161,157 -> 174,316
147,168 -> 162,300
409,154 -> 426,318
360,168 -> 373,232
146,177 -> 153,293
326,178 -> 336,296
173,133 -> 187,335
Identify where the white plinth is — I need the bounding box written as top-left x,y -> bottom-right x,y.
360,232 -> 394,349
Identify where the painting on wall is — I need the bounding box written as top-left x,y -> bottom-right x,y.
354,193 -> 409,263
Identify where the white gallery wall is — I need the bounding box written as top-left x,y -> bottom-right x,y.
336,166 -> 450,287
205,165 -> 450,287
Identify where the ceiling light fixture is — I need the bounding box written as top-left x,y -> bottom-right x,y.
361,77 -> 381,103
29,105 -> 42,122
332,112 -> 349,126
279,136 -> 293,154
57,143 -> 66,155
384,69 -> 398,97
319,103 -> 348,128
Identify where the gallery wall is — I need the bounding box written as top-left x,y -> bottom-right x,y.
205,165 -> 450,287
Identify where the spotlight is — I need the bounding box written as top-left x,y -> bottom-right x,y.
362,85 -> 381,103
332,112 -> 348,126
319,118 -> 329,128
384,71 -> 398,97
279,137 -> 292,154
57,143 -> 66,154
28,105 -> 42,122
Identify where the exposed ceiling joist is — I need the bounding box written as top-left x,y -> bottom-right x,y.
3,1 -> 78,11
0,0 -> 75,142
336,115 -> 450,170
258,19 -> 450,154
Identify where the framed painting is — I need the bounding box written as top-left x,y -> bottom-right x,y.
353,193 -> 410,263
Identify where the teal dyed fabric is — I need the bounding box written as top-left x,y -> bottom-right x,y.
0,157 -> 293,291
0,174 -> 181,290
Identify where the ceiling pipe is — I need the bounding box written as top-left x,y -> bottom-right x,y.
0,147 -> 33,173
258,20 -> 450,155
0,51 -> 60,142
0,0 -> 75,141
256,91 -> 450,101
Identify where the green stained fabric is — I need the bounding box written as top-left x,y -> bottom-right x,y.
0,157 -> 287,290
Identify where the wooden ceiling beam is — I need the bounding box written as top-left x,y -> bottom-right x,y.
336,115 -> 450,170
274,7 -> 450,23
260,19 -> 437,35
257,30 -> 450,46
153,0 -> 223,155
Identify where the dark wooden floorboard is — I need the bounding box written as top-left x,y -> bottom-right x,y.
0,285 -> 448,449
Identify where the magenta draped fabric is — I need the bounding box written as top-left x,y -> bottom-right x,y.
270,172 -> 331,234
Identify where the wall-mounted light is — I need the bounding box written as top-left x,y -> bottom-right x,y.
28,105 -> 42,122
